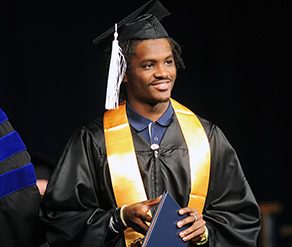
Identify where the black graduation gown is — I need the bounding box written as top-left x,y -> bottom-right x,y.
0,109 -> 44,247
40,115 -> 261,247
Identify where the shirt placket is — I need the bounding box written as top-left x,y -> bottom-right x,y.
148,123 -> 161,202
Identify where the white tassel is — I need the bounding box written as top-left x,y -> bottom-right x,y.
105,23 -> 127,110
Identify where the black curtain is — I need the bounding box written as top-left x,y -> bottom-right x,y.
1,0 -> 291,245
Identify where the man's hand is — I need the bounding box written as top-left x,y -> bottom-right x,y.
177,207 -> 206,243
122,196 -> 162,235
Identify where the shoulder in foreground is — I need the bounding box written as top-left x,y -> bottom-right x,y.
83,117 -> 103,132
196,115 -> 216,140
72,117 -> 104,139
196,115 -> 233,145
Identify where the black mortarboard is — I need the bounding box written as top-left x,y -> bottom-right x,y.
92,0 -> 170,51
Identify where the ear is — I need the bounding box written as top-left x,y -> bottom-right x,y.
122,73 -> 128,83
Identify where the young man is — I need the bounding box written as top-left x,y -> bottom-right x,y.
40,1 -> 261,246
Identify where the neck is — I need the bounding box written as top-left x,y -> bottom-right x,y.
127,100 -> 170,122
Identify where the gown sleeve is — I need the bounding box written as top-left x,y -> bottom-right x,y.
40,123 -> 124,247
0,108 -> 44,247
202,123 -> 261,247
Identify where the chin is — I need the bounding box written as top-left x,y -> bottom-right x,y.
153,96 -> 171,105
158,93 -> 172,102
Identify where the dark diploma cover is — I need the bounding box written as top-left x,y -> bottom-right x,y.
142,190 -> 190,247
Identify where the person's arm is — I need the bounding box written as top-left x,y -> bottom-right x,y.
175,121 -> 261,246
202,124 -> 261,246
40,124 -> 123,247
0,108 -> 44,247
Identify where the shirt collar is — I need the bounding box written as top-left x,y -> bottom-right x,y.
126,101 -> 174,132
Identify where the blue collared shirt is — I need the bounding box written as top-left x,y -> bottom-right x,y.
126,102 -> 174,145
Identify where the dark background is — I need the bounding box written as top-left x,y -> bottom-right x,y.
1,0 -> 291,245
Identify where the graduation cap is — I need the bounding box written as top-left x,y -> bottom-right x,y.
92,0 -> 171,110
93,0 -> 170,51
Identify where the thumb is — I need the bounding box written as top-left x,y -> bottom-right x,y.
146,195 -> 163,207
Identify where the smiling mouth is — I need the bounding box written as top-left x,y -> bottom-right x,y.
151,80 -> 171,90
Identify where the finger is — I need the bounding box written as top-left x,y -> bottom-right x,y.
144,213 -> 152,223
146,195 -> 162,206
177,214 -> 203,228
132,218 -> 150,235
182,227 -> 205,242
142,196 -> 163,213
179,221 -> 206,242
183,233 -> 202,243
178,207 -> 198,216
190,214 -> 198,222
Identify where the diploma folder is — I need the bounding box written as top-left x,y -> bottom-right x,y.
142,190 -> 190,247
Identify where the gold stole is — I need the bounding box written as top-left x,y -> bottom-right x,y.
103,99 -> 210,246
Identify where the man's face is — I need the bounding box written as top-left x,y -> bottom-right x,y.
124,38 -> 177,107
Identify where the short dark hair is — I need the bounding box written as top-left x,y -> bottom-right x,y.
119,38 -> 185,71
117,38 -> 185,102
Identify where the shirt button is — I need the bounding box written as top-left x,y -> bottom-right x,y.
154,137 -> 159,142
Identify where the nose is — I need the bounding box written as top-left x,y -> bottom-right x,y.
154,64 -> 168,79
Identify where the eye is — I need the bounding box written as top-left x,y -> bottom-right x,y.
142,63 -> 154,69
165,59 -> 174,65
